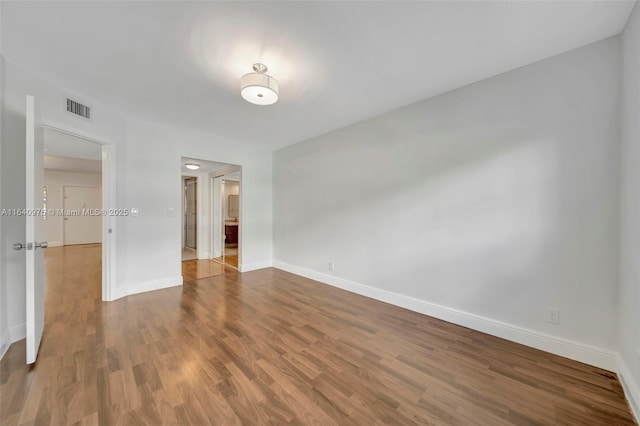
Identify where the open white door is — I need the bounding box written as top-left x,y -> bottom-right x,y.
25,95 -> 46,364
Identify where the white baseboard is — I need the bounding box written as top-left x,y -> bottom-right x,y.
109,285 -> 128,301
618,356 -> 640,422
10,322 -> 26,343
272,260 -> 618,372
126,276 -> 183,297
0,328 -> 10,361
107,276 -> 184,301
239,260 -> 272,272
48,241 -> 63,247
0,323 -> 25,360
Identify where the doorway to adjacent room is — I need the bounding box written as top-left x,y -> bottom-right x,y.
180,157 -> 241,281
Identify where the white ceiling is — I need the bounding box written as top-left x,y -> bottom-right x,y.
44,154 -> 102,174
2,1 -> 635,150
43,127 -> 102,160
181,157 -> 237,174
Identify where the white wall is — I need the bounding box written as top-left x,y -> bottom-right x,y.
44,170 -> 102,247
0,59 -> 273,350
0,60 -> 125,348
119,118 -> 272,295
274,37 -> 622,369
619,2 -> 640,419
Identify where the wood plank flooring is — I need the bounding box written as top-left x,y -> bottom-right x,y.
182,259 -> 233,281
0,245 -> 636,425
213,255 -> 239,268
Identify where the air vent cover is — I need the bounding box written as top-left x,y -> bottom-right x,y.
65,98 -> 91,120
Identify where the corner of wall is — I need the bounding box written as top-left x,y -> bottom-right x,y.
617,355 -> 640,422
239,260 -> 273,272
0,328 -> 10,361
9,322 -> 25,344
107,285 -> 128,302
126,276 -> 183,297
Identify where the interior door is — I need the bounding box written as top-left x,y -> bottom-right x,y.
25,95 -> 47,364
63,186 -> 102,245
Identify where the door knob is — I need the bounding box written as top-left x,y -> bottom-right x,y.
13,243 -> 25,250
35,242 -> 48,249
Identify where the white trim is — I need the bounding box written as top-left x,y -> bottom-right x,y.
208,165 -> 243,269
239,260 -> 272,272
40,124 -> 116,303
197,251 -> 211,260
101,142 -> 116,302
108,286 -> 128,302
126,276 -> 183,297
47,241 -> 63,247
9,322 -> 26,343
106,276 -> 184,301
618,356 -> 640,423
209,165 -> 241,179
0,328 -> 10,361
272,260 -> 618,371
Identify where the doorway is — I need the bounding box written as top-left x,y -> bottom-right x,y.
180,157 -> 241,281
182,177 -> 197,261
212,170 -> 241,269
41,126 -> 115,301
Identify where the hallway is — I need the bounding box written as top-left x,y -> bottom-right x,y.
0,246 -> 636,425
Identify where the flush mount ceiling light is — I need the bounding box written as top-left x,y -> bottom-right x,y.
240,63 -> 279,106
185,163 -> 200,170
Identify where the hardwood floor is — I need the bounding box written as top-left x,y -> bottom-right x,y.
182,259 -> 233,281
223,254 -> 239,268
213,254 -> 239,268
0,245 -> 636,425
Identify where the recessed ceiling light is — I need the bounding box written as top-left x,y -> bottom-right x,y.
185,163 -> 200,170
241,63 -> 279,106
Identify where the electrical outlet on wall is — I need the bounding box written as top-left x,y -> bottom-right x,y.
328,262 -> 334,272
545,307 -> 560,324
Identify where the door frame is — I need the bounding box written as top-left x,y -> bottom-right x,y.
209,165 -> 242,270
183,177 -> 198,250
41,125 -> 117,302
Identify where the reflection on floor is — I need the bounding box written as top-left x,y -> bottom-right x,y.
182,259 -> 233,281
182,247 -> 197,261
213,255 -> 238,268
1,247 -> 635,424
212,245 -> 239,268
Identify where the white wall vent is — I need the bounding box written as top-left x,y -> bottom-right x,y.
65,98 -> 91,120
